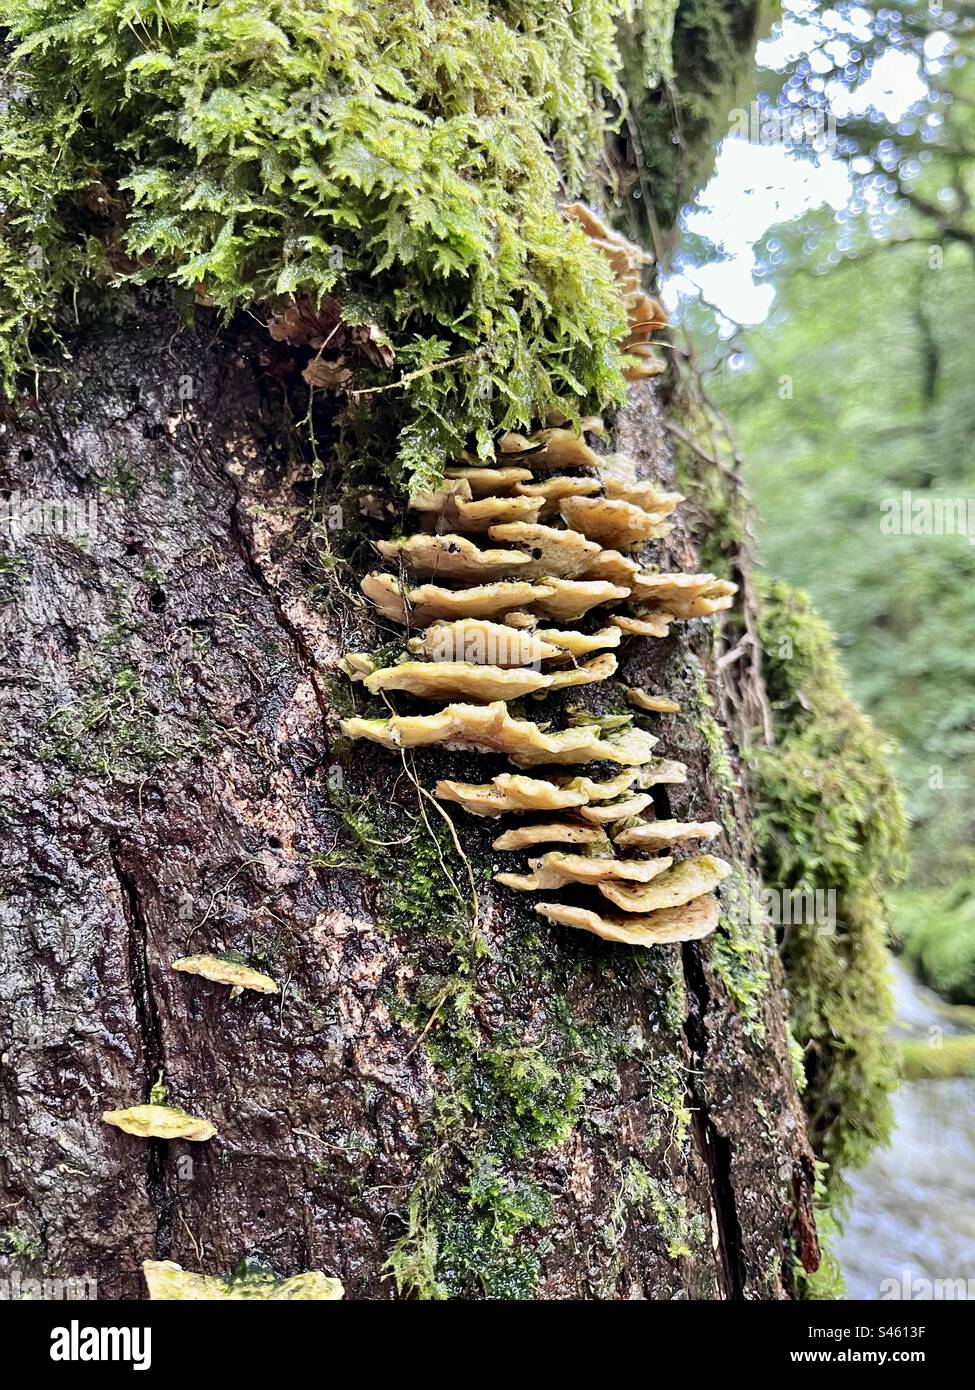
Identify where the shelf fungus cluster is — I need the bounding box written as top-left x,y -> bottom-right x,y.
562,202 -> 668,381
340,425 -> 737,949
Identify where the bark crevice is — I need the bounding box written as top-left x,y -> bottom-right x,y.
109,842 -> 172,1259
681,938 -> 746,1300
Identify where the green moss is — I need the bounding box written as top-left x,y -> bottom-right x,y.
0,551 -> 28,606
315,779 -> 698,1298
712,871 -> 770,1046
1,1227 -> 42,1262
686,659 -> 772,1044
751,577 -> 907,1207
612,1163 -> 702,1261
0,0 -> 635,492
794,1183 -> 846,1301
42,665 -> 172,776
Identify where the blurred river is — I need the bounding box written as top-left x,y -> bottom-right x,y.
833,959 -> 975,1299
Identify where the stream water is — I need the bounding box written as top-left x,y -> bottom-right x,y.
833,959 -> 975,1299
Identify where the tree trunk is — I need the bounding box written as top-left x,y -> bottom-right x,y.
0,294 -> 817,1299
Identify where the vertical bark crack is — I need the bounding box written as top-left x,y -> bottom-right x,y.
681,939 -> 745,1300
649,783 -> 745,1298
109,843 -> 171,1258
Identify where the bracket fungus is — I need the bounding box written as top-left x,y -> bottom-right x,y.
143,1261 -> 344,1301
627,572 -> 737,616
610,612 -> 674,639
536,894 -> 721,948
410,619 -> 561,666
513,475 -> 602,514
375,533 -> 532,582
576,792 -> 655,824
613,819 -> 721,850
491,822 -> 611,851
497,851 -> 675,892
339,280 -> 739,950
627,689 -> 680,714
534,625 -> 621,658
527,578 -> 631,621
559,495 -> 672,549
436,773 -> 588,817
340,701 -> 657,767
361,574 -> 551,626
171,953 -> 278,995
419,484 -> 545,532
487,522 -> 601,579
361,653 -> 616,702
102,1104 -> 216,1142
597,855 -> 731,913
523,427 -> 601,470
444,465 -> 534,495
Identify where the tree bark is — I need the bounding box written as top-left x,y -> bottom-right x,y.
0,294 -> 817,1300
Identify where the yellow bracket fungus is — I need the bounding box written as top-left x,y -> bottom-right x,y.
534,625 -> 622,658
375,533 -> 531,582
496,851 -> 675,892
171,953 -> 279,995
361,653 -> 616,702
613,819 -> 721,850
610,613 -> 673,638
444,465 -> 534,495
491,822 -> 611,851
536,894 -> 721,948
526,578 -> 631,621
626,689 -> 680,713
410,619 -> 560,666
598,855 -> 731,913
487,522 -> 601,578
361,574 -> 552,626
143,1261 -> 344,1300
339,275 -> 739,952
436,774 -> 588,817
340,702 -> 658,767
559,495 -> 672,549
102,1104 -> 216,1142
524,427 -> 601,470
512,476 -> 602,514
577,793 -> 655,824
581,548 -> 641,587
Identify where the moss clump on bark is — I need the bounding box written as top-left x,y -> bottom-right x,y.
750,577 -> 906,1205
0,0 -> 635,492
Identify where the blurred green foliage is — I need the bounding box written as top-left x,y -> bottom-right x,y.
896,882 -> 975,1004
714,235 -> 975,889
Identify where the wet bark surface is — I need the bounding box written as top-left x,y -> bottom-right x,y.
0,296 -> 816,1299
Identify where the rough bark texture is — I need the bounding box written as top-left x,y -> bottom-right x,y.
0,295 -> 816,1300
